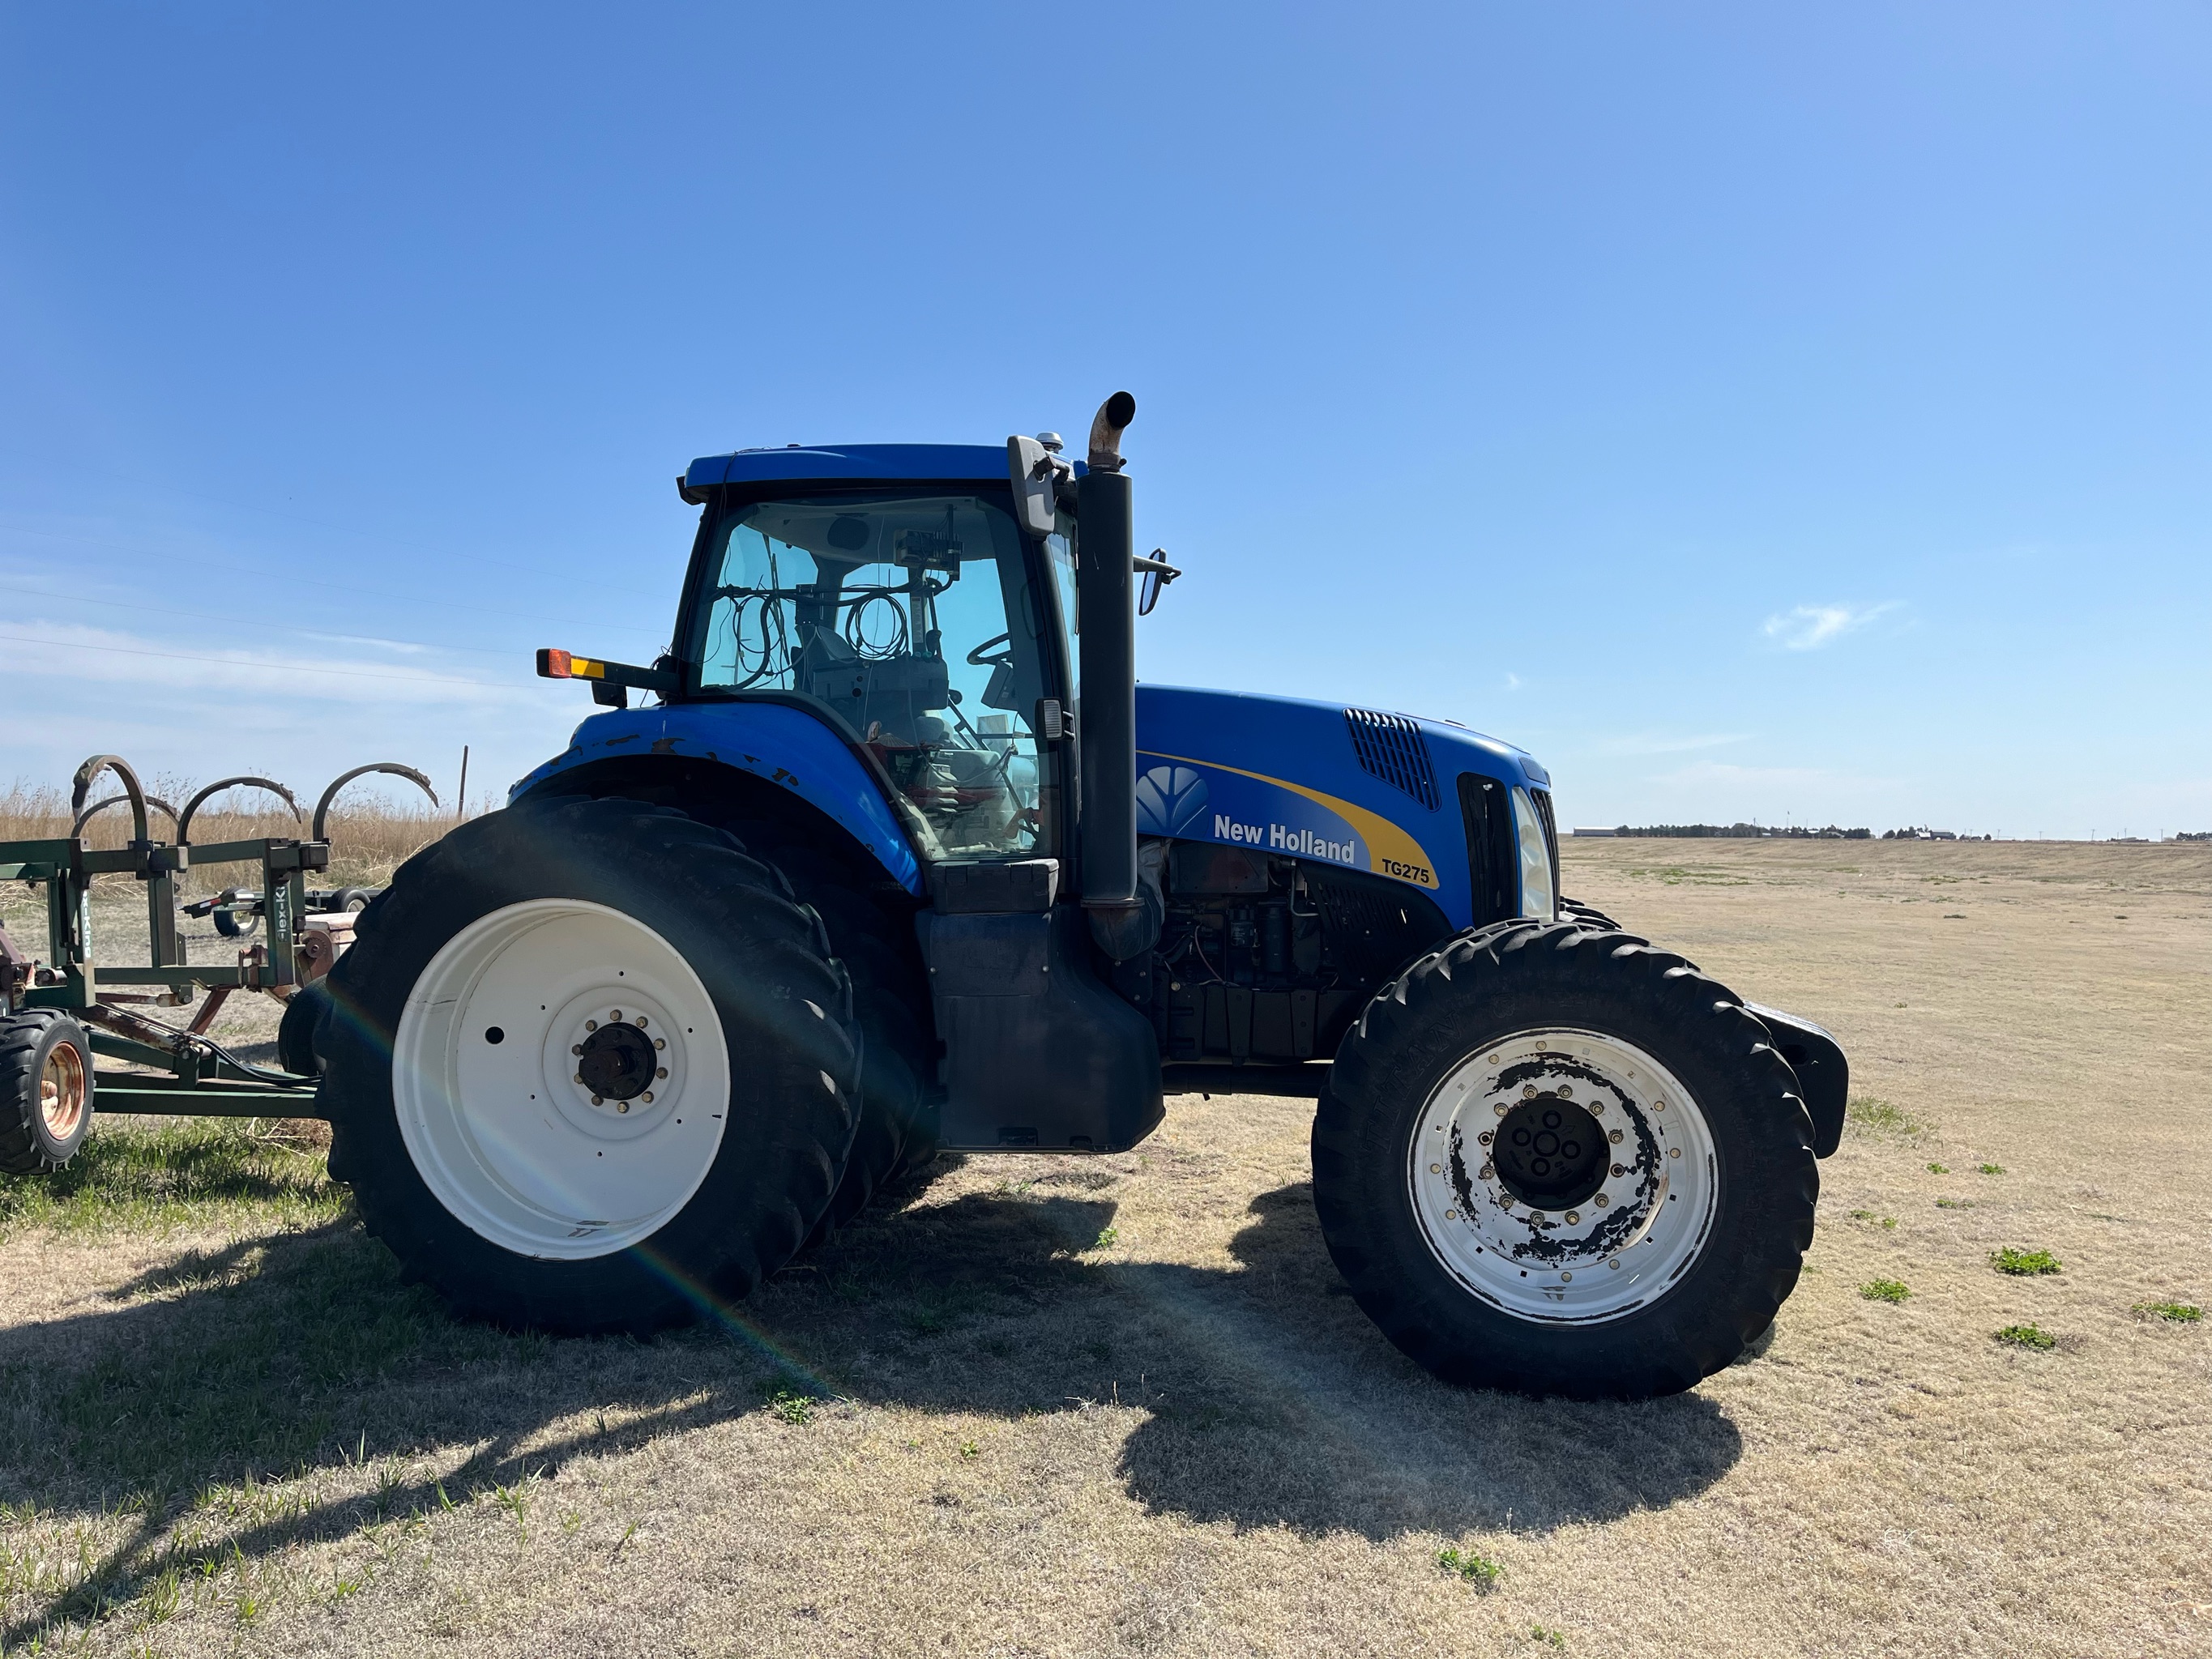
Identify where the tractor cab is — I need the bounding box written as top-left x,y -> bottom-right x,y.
680,487 -> 1065,863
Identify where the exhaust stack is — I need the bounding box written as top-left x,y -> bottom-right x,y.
1074,392 -> 1152,958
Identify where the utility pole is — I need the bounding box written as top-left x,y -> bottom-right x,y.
458,745 -> 470,822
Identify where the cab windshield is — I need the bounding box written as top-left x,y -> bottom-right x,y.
685,491 -> 1059,859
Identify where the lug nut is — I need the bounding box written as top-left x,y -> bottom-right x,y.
1608,1257 -> 1621,1270
1590,1101 -> 1604,1115
1478,1162 -> 1494,1179
1608,1130 -> 1623,1144
1445,1209 -> 1458,1221
609,1010 -> 622,1021
1561,1271 -> 1573,1282
617,1101 -> 629,1114
655,1066 -> 668,1079
1668,1146 -> 1681,1158
1612,1162 -> 1627,1176
1655,1099 -> 1667,1111
641,1091 -> 653,1104
654,1038 -> 666,1051
1488,1052 -> 1501,1065
1565,1210 -> 1581,1225
1594,1193 -> 1609,1208
1429,1162 -> 1441,1174
572,1043 -> 583,1056
586,1019 -> 598,1031
635,1015 -> 647,1027
1559,1084 -> 1574,1098
1522,1084 -> 1536,1098
574,1073 -> 585,1085
1478,1130 -> 1493,1145
591,1094 -> 603,1105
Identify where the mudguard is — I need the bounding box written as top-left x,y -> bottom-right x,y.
509,702 -> 925,895
1742,1001 -> 1850,1158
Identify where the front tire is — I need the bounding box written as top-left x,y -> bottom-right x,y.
1313,919 -> 1817,1399
318,797 -> 860,1334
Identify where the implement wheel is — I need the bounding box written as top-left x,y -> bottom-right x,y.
318,797 -> 860,1333
1313,919 -> 1817,1399
0,1011 -> 95,1175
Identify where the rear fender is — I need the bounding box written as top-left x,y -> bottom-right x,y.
1742,1001 -> 1849,1158
510,703 -> 925,894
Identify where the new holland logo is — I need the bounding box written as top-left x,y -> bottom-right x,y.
1211,815 -> 1358,865
1136,765 -> 1210,836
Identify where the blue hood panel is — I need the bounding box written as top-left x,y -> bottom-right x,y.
1135,685 -> 1545,930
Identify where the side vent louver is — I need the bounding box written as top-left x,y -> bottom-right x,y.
1344,709 -> 1440,811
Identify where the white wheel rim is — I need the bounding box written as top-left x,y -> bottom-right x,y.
393,899 -> 730,1260
1407,1027 -> 1718,1324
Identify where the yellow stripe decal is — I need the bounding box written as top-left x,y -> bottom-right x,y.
1141,750 -> 1441,889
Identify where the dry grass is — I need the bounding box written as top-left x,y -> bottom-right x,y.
0,779 -> 454,897
0,838 -> 2206,1656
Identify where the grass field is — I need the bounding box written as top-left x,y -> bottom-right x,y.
0,837 -> 2206,1656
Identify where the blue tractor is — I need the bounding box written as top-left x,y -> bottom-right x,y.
312,394 -> 1847,1399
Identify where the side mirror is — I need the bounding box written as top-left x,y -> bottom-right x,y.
1134,548 -> 1181,616
1006,434 -> 1071,539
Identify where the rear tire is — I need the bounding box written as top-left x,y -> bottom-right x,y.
0,1011 -> 94,1175
705,815 -> 934,1236
1313,919 -> 1817,1399
318,796 -> 860,1334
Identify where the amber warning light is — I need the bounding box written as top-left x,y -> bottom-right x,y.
536,649 -> 608,680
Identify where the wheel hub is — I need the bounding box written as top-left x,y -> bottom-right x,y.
39,1042 -> 86,1140
577,1019 -> 655,1102
1492,1095 -> 1605,1209
1406,1028 -> 1718,1324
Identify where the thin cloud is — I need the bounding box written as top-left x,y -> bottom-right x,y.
1599,731 -> 1750,757
0,619 -> 527,709
1504,672 -> 1523,691
1761,601 -> 1899,650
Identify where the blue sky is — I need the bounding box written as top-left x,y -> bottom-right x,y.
2,2 -> 2206,837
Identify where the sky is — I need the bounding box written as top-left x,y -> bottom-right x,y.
2,2 -> 2206,838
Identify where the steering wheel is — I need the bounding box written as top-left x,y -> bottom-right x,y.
966,631 -> 1014,668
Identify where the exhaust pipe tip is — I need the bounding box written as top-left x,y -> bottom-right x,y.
1087,391 -> 1137,471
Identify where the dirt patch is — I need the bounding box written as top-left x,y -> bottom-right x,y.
0,838 -> 2205,1656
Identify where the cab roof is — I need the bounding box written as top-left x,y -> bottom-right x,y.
683,443 -> 1014,491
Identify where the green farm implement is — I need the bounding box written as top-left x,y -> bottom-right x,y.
0,753 -> 433,1169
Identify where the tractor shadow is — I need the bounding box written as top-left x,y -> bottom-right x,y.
772,1171 -> 1744,1539
0,1167 -> 1740,1643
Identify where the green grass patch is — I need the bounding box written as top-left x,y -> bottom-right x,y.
1860,1279 -> 1911,1304
1935,1198 -> 1972,1210
1925,1162 -> 1949,1174
1992,1247 -> 2061,1276
1845,1096 -> 1925,1138
766,1387 -> 816,1426
2134,1301 -> 2202,1324
1996,1323 -> 2055,1350
0,1119 -> 344,1239
1847,1209 -> 1898,1229
1978,1163 -> 2005,1175
1437,1545 -> 1501,1588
